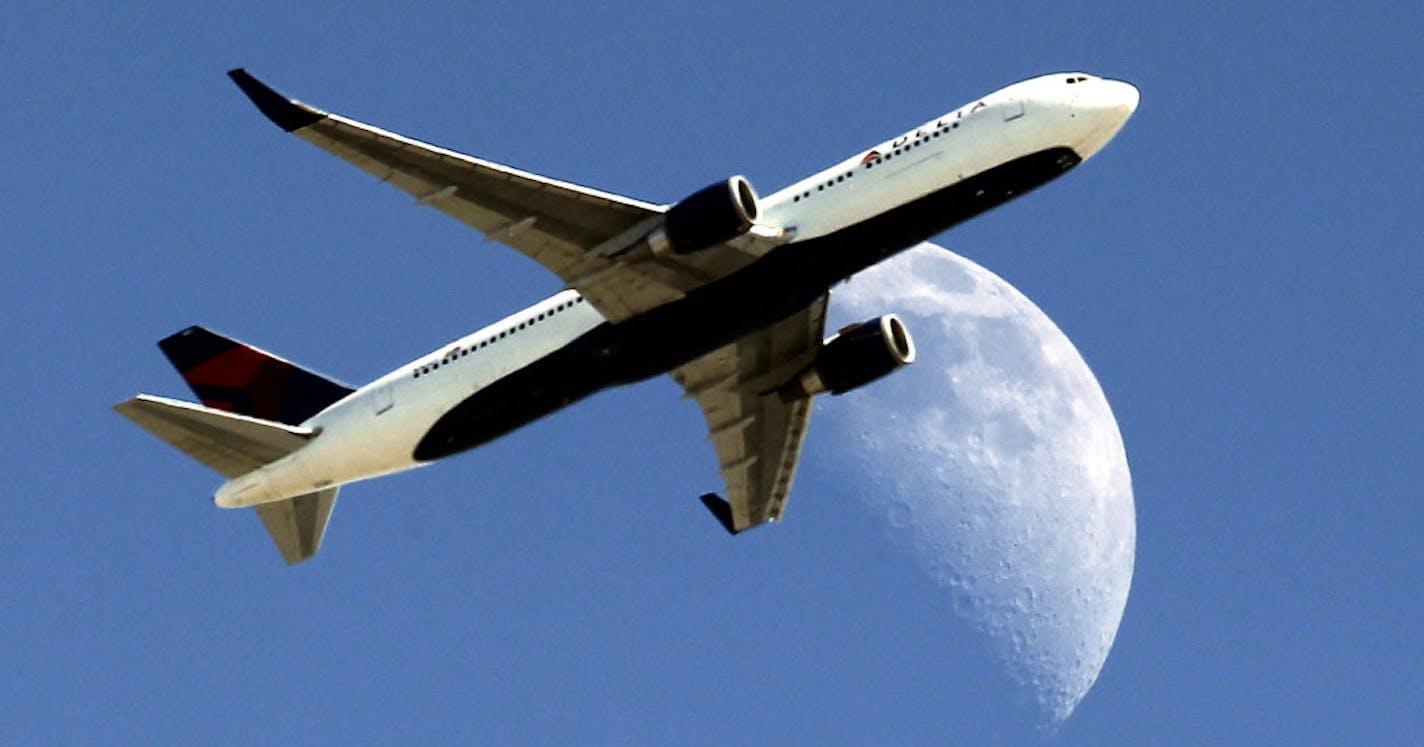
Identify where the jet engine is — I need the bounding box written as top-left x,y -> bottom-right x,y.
782,315 -> 917,398
647,176 -> 760,256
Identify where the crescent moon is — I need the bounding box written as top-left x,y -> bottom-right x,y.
815,243 -> 1136,726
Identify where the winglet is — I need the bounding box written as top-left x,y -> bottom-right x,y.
699,493 -> 740,535
227,68 -> 325,132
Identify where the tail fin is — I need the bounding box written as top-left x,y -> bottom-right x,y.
158,326 -> 353,426
114,394 -> 337,564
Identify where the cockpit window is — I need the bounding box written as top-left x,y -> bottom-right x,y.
1065,75 -> 1090,84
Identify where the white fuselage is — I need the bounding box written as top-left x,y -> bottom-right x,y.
214,73 -> 1137,509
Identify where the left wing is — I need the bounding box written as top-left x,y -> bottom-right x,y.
672,297 -> 828,533
228,69 -> 775,322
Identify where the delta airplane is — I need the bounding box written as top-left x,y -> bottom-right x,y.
116,69 -> 1137,564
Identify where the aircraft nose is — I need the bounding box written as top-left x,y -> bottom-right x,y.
1102,79 -> 1139,117
1071,78 -> 1139,159
1081,78 -> 1139,119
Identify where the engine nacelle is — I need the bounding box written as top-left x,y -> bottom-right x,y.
648,176 -> 760,256
783,315 -> 917,398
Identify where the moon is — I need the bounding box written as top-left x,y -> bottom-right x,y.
811,243 -> 1135,727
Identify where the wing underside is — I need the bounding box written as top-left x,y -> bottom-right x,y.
673,296 -> 828,532
227,69 -> 775,322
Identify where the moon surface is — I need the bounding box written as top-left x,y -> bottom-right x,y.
813,243 -> 1135,727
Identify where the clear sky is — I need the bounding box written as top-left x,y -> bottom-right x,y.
4,2 -> 1420,744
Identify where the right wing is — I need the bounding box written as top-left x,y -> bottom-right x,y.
672,296 -> 829,532
228,69 -> 773,322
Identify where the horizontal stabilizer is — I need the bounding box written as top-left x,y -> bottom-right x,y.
115,395 -> 338,564
114,394 -> 314,478
255,488 -> 338,565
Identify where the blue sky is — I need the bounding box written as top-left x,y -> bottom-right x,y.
4,2 -> 1420,744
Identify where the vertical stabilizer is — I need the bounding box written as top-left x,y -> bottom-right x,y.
158,326 -> 353,425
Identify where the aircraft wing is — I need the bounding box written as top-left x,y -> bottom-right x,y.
671,296 -> 828,533
228,69 -> 770,322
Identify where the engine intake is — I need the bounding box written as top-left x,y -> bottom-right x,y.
648,176 -> 760,256
784,315 -> 916,398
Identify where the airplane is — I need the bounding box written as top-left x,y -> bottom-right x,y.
115,69 -> 1138,564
